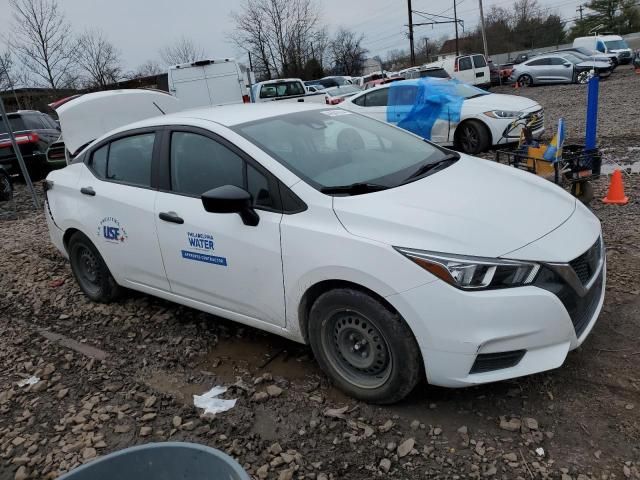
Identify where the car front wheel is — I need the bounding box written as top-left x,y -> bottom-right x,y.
455,120 -> 490,155
308,288 -> 422,404
68,231 -> 121,303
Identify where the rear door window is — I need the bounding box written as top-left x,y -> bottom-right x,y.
527,58 -> 550,66
472,55 -> 487,68
0,116 -> 25,134
22,114 -> 47,130
364,88 -> 389,107
458,56 -> 473,71
106,133 -> 155,187
90,144 -> 109,178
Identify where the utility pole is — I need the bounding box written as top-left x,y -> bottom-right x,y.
577,5 -> 584,20
478,0 -> 489,60
453,0 -> 460,56
407,0 -> 416,66
424,37 -> 429,63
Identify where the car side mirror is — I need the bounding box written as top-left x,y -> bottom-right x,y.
201,185 -> 259,226
564,63 -> 571,67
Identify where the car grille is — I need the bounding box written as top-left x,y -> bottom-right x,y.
569,237 -> 602,285
469,350 -> 526,374
620,51 -> 631,59
557,269 -> 604,338
526,109 -> 544,132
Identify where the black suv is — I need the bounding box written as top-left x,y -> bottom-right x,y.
0,110 -> 61,179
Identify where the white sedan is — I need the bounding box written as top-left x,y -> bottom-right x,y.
45,94 -> 604,404
340,79 -> 544,154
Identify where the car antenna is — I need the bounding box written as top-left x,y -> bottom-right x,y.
153,102 -> 166,115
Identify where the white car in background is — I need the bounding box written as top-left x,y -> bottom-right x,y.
340,79 -> 544,154
45,95 -> 604,404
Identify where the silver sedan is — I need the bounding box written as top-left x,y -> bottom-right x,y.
510,53 -> 611,86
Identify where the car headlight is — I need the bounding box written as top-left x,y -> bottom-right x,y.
484,110 -> 522,119
394,247 -> 540,290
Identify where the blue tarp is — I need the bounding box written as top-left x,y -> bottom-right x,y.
386,78 -> 466,140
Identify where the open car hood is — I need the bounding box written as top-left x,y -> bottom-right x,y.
53,90 -> 182,155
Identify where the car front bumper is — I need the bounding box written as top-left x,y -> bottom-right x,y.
386,227 -> 605,388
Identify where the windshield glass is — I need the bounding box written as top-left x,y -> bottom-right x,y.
453,82 -> 488,98
260,81 -> 305,99
233,110 -> 449,190
604,39 -> 628,50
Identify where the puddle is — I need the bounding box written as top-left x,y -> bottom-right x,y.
200,334 -> 319,383
600,160 -> 640,175
145,371 -> 209,404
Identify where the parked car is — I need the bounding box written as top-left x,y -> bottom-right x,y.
251,78 -> 325,103
168,58 -> 251,108
0,110 -> 62,179
424,54 -> 491,88
316,76 -> 353,89
324,85 -> 362,105
513,52 -> 536,64
499,63 -> 515,81
488,60 -> 501,86
305,85 -> 324,93
363,77 -> 404,90
46,94 -> 605,404
404,66 -> 450,80
510,53 -> 611,86
573,35 -> 633,65
553,47 -> 618,68
340,79 -> 544,154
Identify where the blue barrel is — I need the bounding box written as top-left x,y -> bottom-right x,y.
57,442 -> 250,480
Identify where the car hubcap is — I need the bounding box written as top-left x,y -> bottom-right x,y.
461,127 -> 479,152
323,311 -> 392,389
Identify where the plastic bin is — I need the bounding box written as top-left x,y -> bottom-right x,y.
57,442 -> 250,480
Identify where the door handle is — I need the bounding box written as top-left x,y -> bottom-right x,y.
80,187 -> 95,196
159,211 -> 184,224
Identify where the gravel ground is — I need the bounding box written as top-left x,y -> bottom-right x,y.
1,66 -> 639,480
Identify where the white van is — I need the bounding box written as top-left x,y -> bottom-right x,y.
425,54 -> 490,88
167,59 -> 251,109
573,35 -> 633,65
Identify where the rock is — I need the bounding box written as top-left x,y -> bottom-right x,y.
181,421 -> 195,431
499,416 -> 521,432
141,413 -> 157,422
433,427 -> 442,436
483,465 -> 497,476
271,457 -> 285,467
256,464 -> 269,479
82,447 -> 97,460
475,443 -> 486,456
114,425 -> 131,434
172,416 -> 182,428
503,453 -> 518,462
270,443 -> 283,455
14,466 -> 28,480
252,392 -> 269,403
397,438 -> 415,458
379,420 -> 394,432
139,427 -> 152,437
278,468 -> 294,480
12,437 -> 26,447
410,420 -> 420,430
144,396 -> 157,408
317,474 -> 328,480
457,425 -> 468,435
623,465 -> 631,478
323,405 -> 349,418
266,385 -> 283,397
523,417 -> 539,430
625,403 -> 634,410
379,458 -> 392,473
57,388 -> 69,399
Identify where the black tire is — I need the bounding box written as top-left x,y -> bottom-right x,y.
576,70 -> 591,84
308,288 -> 422,404
68,231 -> 121,303
517,74 -> 533,87
455,120 -> 491,154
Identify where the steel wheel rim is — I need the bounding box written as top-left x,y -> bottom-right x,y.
461,126 -> 479,152
321,311 -> 392,389
75,245 -> 101,295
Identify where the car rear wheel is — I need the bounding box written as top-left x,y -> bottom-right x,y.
517,74 -> 533,87
308,288 -> 422,404
455,120 -> 490,155
68,231 -> 121,303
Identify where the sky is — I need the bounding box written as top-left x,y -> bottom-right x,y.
0,0 -> 584,71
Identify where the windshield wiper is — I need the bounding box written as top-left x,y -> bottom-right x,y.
467,93 -> 487,99
403,154 -> 459,183
320,182 -> 390,195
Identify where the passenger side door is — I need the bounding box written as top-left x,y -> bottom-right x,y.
348,87 -> 389,123
549,57 -> 573,82
154,128 -> 286,326
77,130 -> 171,291
455,56 -> 474,84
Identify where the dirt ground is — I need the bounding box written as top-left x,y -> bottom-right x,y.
1,67 -> 639,480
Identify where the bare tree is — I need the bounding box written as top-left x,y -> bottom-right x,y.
330,28 -> 367,76
76,30 -> 122,89
8,0 -> 78,90
126,60 -> 163,79
159,36 -> 206,66
231,0 -> 320,79
0,51 -> 16,91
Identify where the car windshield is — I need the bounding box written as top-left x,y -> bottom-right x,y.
453,82 -> 489,98
233,110 -> 451,190
574,47 -> 600,56
0,115 -> 26,135
604,39 -> 628,50
260,81 -> 305,99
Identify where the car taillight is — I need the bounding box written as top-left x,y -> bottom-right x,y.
328,97 -> 343,105
0,132 -> 40,148
454,60 -> 459,72
49,94 -> 82,110
242,94 -> 250,103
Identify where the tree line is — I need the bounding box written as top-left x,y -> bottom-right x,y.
0,0 -> 220,93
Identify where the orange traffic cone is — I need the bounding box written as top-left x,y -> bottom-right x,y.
602,169 -> 629,205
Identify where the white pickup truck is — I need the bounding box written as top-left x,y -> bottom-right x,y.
251,78 -> 327,103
